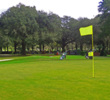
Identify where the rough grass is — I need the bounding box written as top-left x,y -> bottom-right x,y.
0,55 -> 110,100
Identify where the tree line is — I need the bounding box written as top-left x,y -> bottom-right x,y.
0,1 -> 110,55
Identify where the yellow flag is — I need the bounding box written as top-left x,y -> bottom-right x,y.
79,25 -> 93,36
88,51 -> 93,57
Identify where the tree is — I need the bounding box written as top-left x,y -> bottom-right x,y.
60,16 -> 79,52
98,0 -> 110,36
76,17 -> 102,51
47,12 -> 62,51
0,31 -> 3,53
37,11 -> 61,52
98,0 -> 110,54
98,0 -> 110,16
0,3 -> 39,55
26,32 -> 38,53
37,11 -> 50,52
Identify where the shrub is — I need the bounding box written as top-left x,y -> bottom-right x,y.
80,51 -> 87,56
100,50 -> 107,56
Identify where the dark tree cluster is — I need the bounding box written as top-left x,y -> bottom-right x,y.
0,1 -> 110,55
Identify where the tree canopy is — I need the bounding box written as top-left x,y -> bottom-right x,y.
0,3 -> 38,55
0,2 -> 110,55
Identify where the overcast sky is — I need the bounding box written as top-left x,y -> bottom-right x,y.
0,0 -> 101,19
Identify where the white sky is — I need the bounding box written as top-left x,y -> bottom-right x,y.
0,0 -> 101,19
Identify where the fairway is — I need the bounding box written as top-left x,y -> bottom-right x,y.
0,55 -> 110,100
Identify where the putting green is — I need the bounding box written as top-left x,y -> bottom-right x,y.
0,55 -> 110,100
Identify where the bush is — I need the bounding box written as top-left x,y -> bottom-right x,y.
80,51 -> 87,56
100,50 -> 107,56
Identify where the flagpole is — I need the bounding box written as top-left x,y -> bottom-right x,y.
79,25 -> 95,77
92,33 -> 95,78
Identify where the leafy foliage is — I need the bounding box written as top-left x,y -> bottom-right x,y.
0,1 -> 110,55
0,3 -> 38,55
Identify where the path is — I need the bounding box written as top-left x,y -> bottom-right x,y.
0,59 -> 13,62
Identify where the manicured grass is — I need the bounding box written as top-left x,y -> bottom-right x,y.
0,55 -> 110,100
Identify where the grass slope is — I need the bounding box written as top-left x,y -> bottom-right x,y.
0,55 -> 110,100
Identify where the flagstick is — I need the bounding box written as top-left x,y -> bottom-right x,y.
92,34 -> 95,78
79,25 -> 95,77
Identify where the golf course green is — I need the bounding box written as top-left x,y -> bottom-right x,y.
0,55 -> 110,100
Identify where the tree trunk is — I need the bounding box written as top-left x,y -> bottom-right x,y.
62,39 -> 66,52
51,46 -> 54,51
21,40 -> 26,55
39,31 -> 42,53
57,47 -> 58,51
100,42 -> 106,56
27,47 -> 30,52
75,43 -> 78,50
106,40 -> 109,52
80,43 -> 83,51
32,45 -> 34,52
39,43 -> 41,52
62,43 -> 66,52
14,41 -> 17,54
43,44 -> 44,51
0,47 -> 2,53
7,45 -> 8,53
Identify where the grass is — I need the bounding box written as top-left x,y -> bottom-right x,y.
0,55 -> 110,100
